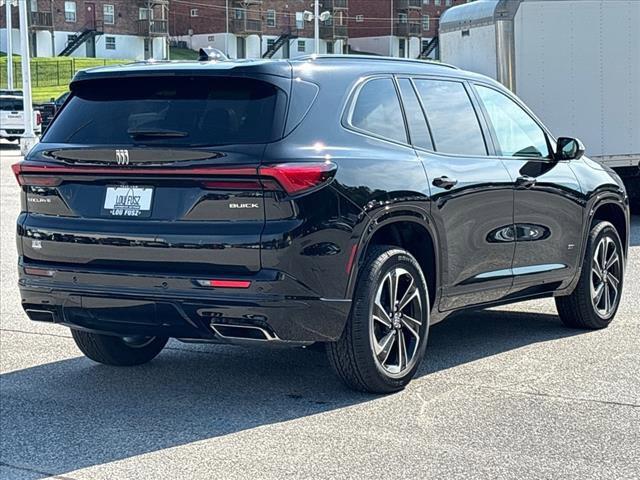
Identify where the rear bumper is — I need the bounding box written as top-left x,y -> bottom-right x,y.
18,261 -> 351,344
0,127 -> 41,138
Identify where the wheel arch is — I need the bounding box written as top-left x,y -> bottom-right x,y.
347,209 -> 441,311
590,198 -> 629,258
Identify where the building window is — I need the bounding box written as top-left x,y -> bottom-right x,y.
398,13 -> 408,24
266,9 -> 276,27
267,38 -> 275,50
207,35 -> 216,41
326,41 -> 334,54
30,0 -> 38,12
139,8 -> 153,20
355,15 -> 364,23
234,8 -> 245,20
423,0 -> 430,4
64,1 -> 76,22
434,0 -> 441,6
105,36 -> 116,50
295,12 -> 304,30
297,40 -> 306,52
422,15 -> 430,30
190,8 -> 199,17
103,4 -> 115,25
446,0 -> 452,6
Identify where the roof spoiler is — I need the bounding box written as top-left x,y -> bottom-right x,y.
198,47 -> 229,62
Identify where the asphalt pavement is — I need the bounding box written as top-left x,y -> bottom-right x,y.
1,142 -> 638,480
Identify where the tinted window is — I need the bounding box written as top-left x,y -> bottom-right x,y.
351,78 -> 407,144
43,77 -> 285,146
398,79 -> 433,150
0,98 -> 23,111
414,79 -> 487,156
475,85 -> 550,158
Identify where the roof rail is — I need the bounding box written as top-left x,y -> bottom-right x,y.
295,54 -> 459,70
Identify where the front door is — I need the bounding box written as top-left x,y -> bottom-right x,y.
144,38 -> 152,59
86,36 -> 96,57
84,2 -> 96,29
404,77 -> 516,311
236,37 -> 246,58
472,83 -> 584,294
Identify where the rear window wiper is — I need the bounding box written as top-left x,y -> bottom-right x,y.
127,128 -> 189,139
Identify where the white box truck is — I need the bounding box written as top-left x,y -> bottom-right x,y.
439,0 -> 640,207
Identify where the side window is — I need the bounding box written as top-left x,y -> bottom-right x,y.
350,78 -> 407,144
414,79 -> 487,156
475,85 -> 551,158
398,78 -> 434,150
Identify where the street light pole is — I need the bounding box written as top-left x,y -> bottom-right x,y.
389,0 -> 394,57
18,0 -> 38,154
5,0 -> 14,89
225,0 -> 229,56
314,0 -> 319,54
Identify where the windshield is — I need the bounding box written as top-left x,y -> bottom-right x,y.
43,76 -> 286,146
0,98 -> 24,111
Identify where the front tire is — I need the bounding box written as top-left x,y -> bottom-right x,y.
327,246 -> 430,393
71,329 -> 168,366
556,221 -> 624,329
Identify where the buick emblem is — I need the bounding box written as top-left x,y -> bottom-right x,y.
115,149 -> 130,165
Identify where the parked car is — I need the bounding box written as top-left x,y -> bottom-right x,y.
13,56 -> 630,393
0,93 -> 42,142
37,91 -> 70,132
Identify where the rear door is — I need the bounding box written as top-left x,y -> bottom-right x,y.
18,75 -> 288,276
399,77 -> 515,311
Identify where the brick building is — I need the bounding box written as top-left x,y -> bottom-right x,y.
170,0 -> 349,59
348,0 -> 470,58
170,0 -> 468,59
0,0 -> 169,60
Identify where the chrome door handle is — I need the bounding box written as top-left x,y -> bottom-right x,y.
432,176 -> 458,190
516,176 -> 537,189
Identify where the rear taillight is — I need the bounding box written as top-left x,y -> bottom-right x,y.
11,163 -> 61,186
259,162 -> 337,195
11,161 -> 338,195
35,111 -> 42,126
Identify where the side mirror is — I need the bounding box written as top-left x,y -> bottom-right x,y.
556,137 -> 585,161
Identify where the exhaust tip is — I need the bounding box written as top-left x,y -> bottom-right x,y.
210,323 -> 277,341
25,309 -> 56,323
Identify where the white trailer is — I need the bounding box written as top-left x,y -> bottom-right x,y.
439,0 -> 640,206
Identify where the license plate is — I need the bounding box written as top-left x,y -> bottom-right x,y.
103,186 -> 153,218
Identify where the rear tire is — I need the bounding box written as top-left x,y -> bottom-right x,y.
555,221 -> 624,329
326,246 -> 430,393
71,329 -> 168,366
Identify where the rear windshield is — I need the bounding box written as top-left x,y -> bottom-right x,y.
43,76 -> 286,146
0,98 -> 24,111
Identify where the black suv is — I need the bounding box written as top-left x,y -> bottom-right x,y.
14,56 -> 629,393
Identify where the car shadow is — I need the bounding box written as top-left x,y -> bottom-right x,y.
630,215 -> 639,247
0,309 -> 583,478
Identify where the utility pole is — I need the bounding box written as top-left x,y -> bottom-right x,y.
5,0 -> 14,89
225,0 -> 229,56
18,0 -> 38,154
314,0 -> 319,54
389,0 -> 394,57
